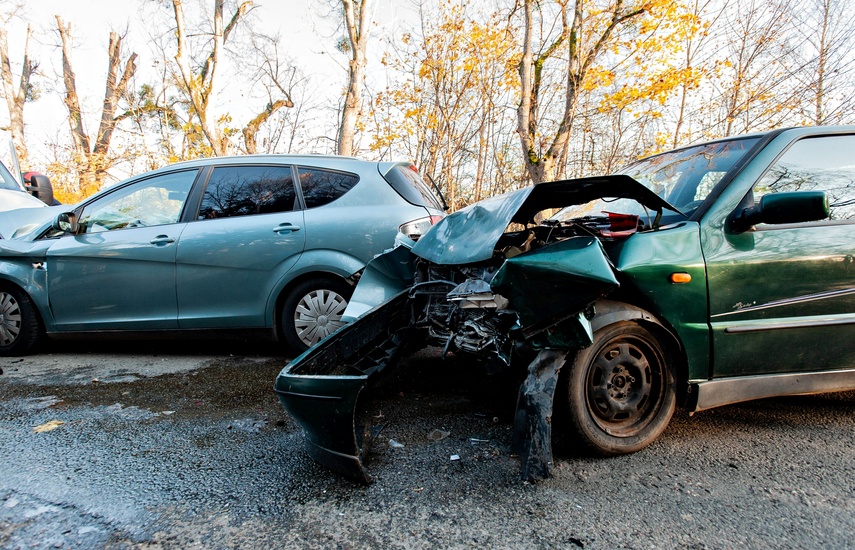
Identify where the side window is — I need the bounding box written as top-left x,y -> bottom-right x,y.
298,167 -> 359,208
753,135 -> 855,221
78,170 -> 196,233
199,165 -> 297,219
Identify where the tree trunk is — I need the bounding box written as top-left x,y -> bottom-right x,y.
57,16 -> 137,195
0,23 -> 36,165
337,0 -> 372,157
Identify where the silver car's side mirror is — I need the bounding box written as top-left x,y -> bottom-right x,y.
53,212 -> 78,234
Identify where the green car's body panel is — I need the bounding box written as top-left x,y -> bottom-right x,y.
276,126 -> 855,483
612,222 -> 710,382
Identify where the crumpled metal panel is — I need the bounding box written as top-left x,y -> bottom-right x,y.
512,349 -> 568,481
491,236 -> 619,331
411,176 -> 678,265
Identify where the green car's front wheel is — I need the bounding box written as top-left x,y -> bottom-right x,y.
0,286 -> 42,356
282,278 -> 353,353
563,321 -> 675,456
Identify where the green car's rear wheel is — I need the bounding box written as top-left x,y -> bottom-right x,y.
0,286 -> 42,356
282,277 -> 352,352
563,321 -> 675,455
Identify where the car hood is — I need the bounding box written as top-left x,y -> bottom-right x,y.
410,175 -> 678,265
0,205 -> 62,240
0,189 -> 47,213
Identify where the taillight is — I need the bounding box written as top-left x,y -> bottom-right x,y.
398,215 -> 443,241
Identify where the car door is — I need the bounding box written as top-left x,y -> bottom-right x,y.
46,169 -> 198,331
703,134 -> 855,378
175,164 -> 305,328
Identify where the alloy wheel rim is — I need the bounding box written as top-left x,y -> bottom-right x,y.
293,289 -> 348,347
0,291 -> 22,346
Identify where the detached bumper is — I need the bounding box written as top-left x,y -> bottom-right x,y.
274,290 -> 411,483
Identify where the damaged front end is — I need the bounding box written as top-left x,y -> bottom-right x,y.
275,175 -> 679,483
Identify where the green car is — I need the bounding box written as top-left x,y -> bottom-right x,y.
275,126 -> 855,483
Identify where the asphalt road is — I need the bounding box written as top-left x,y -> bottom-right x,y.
1,339 -> 853,548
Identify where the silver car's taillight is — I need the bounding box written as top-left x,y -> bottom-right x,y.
398,215 -> 443,241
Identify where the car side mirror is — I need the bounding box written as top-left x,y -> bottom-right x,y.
729,191 -> 829,233
25,173 -> 55,206
53,212 -> 78,234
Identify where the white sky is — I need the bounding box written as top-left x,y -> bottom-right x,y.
5,0 -> 419,168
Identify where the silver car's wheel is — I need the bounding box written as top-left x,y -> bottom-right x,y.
0,286 -> 41,356
294,288 -> 348,346
282,278 -> 353,352
0,291 -> 23,346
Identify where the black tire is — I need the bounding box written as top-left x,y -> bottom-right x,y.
563,321 -> 675,456
281,277 -> 353,353
0,286 -> 42,356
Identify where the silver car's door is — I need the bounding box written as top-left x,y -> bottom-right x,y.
175,165 -> 305,328
46,170 -> 198,331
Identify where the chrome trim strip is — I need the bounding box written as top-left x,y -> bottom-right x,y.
692,369 -> 855,412
724,316 -> 855,333
711,287 -> 855,318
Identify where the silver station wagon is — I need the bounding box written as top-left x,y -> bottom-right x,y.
0,155 -> 445,355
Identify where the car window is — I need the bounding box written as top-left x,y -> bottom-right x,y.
382,164 -> 443,210
0,160 -> 22,192
78,170 -> 197,233
753,135 -> 855,221
199,165 -> 297,219
297,167 -> 359,208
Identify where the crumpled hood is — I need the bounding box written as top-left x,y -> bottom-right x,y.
411,175 -> 678,265
0,205 -> 62,240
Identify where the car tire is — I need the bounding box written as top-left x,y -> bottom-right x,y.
281,277 -> 353,353
0,286 -> 42,356
563,321 -> 675,456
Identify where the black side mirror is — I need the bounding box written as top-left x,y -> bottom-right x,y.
730,191 -> 829,233
53,212 -> 78,234
25,173 -> 55,206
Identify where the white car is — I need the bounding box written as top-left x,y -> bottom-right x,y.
0,143 -> 54,213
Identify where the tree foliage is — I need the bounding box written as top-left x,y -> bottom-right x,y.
1,0 -> 853,207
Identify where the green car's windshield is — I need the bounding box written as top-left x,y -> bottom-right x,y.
554,137 -> 762,225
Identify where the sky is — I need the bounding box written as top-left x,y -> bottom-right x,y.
4,0 -> 420,170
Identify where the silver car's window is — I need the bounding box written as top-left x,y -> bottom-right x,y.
199,165 -> 298,219
0,160 -> 21,192
297,167 -> 359,208
753,135 -> 855,221
78,170 -> 196,233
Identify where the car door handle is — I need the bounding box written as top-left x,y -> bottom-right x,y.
150,235 -> 176,245
273,223 -> 301,234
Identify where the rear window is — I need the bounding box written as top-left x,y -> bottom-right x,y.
383,165 -> 443,209
199,165 -> 297,219
298,167 -> 359,208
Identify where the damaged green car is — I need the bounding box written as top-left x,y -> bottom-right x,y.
275,126 -> 855,483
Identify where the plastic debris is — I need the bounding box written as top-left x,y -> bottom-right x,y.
450,454 -> 461,461
388,439 -> 405,449
32,420 -> 64,433
428,429 -> 450,441
469,438 -> 490,445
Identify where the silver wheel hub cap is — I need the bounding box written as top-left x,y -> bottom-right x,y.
294,289 -> 348,347
0,292 -> 22,346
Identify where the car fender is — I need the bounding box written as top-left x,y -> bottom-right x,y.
264,248 -> 366,325
0,260 -> 55,331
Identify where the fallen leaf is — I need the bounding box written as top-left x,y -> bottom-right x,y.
33,420 -> 64,433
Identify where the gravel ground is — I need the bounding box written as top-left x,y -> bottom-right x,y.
0,340 -> 853,548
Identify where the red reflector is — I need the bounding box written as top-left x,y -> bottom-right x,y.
429,215 -> 444,225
